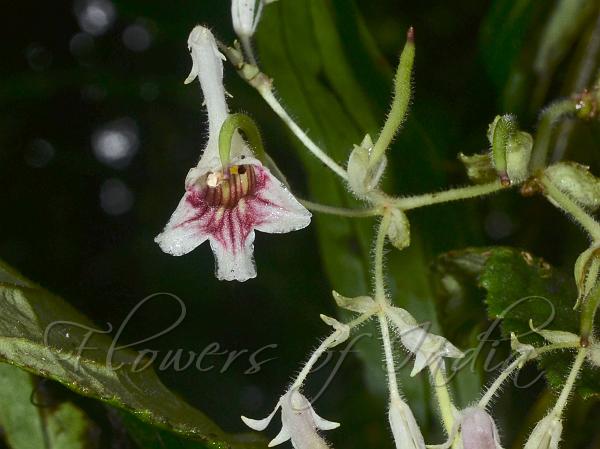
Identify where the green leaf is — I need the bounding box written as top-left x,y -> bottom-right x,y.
0,263 -> 265,449
120,412 -> 210,449
435,247 -> 600,400
0,363 -> 98,449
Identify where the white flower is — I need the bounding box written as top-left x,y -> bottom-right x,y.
386,306 -> 464,375
524,414 -> 563,449
155,26 -> 311,282
388,396 -> 426,449
242,389 -> 339,448
460,407 -> 503,449
231,0 -> 264,39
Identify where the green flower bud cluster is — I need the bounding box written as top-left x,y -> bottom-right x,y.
487,114 -> 533,185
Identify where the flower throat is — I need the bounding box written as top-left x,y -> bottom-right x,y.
202,164 -> 257,208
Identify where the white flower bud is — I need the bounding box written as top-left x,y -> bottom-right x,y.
524,414 -> 562,449
231,0 -> 264,39
387,208 -> 410,250
545,162 -> 600,210
386,306 -> 463,376
460,407 -> 503,449
331,291 -> 377,314
529,320 -> 579,345
347,134 -> 386,197
388,397 -> 426,449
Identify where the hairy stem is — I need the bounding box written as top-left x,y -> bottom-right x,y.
373,211 -> 403,400
369,28 -> 415,170
300,199 -> 381,218
431,364 -> 457,438
383,180 -> 506,210
478,357 -> 523,408
551,348 -> 588,418
258,86 -> 348,180
530,99 -> 576,170
292,312 -> 375,390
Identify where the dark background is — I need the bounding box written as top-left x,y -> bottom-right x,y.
1,1 -> 599,448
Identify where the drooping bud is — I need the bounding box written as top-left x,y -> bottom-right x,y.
242,389 -> 339,449
524,414 -> 562,449
529,320 -> 579,345
331,291 -> 377,314
387,306 -> 463,376
460,407 -> 503,449
487,115 -> 533,185
544,162 -> 600,210
387,208 -> 410,250
388,397 -> 426,449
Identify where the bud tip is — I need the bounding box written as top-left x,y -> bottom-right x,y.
407,26 -> 415,42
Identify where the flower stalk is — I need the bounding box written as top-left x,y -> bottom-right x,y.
369,27 -> 415,170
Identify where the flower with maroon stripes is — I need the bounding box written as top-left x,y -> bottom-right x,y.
155,26 -> 311,281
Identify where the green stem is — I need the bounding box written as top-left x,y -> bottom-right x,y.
478,357 -> 523,408
540,175 -> 600,242
385,180 -> 506,210
535,341 -> 581,356
374,212 -> 392,304
219,113 -> 266,167
300,200 -> 381,218
551,348 -> 588,418
373,211 -> 404,400
431,365 -> 457,438
291,311 -> 375,390
378,311 -> 401,400
369,28 -> 415,170
530,99 -> 576,170
258,85 -> 348,180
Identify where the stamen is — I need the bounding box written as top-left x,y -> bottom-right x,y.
201,164 -> 257,208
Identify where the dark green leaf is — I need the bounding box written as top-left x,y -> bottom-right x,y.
0,261 -> 265,449
434,247 -> 600,400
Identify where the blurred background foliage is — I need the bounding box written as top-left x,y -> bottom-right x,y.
1,0 -> 599,448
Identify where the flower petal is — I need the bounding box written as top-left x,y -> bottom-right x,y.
209,227 -> 256,281
311,408 -> 340,431
249,166 -> 311,234
155,193 -> 209,256
268,426 -> 291,447
241,400 -> 281,431
185,26 -> 229,171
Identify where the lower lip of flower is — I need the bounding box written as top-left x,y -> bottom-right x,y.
200,164 -> 257,208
